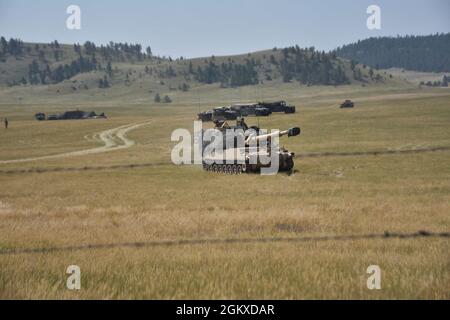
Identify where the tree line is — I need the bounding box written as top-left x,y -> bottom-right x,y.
194,59 -> 259,87
2,36 -> 362,88
189,46 -> 350,87
420,75 -> 449,87
26,55 -> 98,85
334,33 -> 450,73
82,41 -> 152,62
277,46 -> 350,85
0,37 -> 24,57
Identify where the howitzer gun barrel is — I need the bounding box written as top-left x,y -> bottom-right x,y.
245,127 -> 300,145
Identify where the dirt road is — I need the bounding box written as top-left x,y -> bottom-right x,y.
0,120 -> 152,164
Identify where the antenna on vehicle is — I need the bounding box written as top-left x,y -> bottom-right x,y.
197,89 -> 200,114
259,81 -> 263,102
238,86 -> 241,104
229,82 -> 232,107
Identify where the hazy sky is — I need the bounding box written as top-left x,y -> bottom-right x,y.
0,0 -> 449,58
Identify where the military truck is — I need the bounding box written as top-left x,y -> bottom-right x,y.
197,99 -> 295,123
212,107 -> 238,121
35,113 -> 46,121
198,110 -> 213,122
230,103 -> 258,116
230,103 -> 270,117
47,114 -> 61,120
41,110 -> 107,120
258,100 -> 296,114
340,100 -> 354,108
255,107 -> 271,117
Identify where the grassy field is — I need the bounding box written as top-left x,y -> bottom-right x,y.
385,68 -> 448,85
0,82 -> 449,299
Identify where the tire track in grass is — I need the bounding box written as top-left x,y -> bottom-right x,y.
0,230 -> 448,255
0,120 -> 152,165
296,146 -> 450,158
1,145 -> 449,174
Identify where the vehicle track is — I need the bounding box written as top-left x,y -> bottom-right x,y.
0,230 -> 448,255
0,120 -> 152,164
295,146 -> 450,158
0,145 -> 449,174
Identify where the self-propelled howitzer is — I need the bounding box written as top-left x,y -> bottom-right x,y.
201,119 -> 301,174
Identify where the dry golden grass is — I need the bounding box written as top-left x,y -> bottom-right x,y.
0,84 -> 449,299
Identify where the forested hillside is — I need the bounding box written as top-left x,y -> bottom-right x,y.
0,36 -> 389,92
334,33 -> 450,72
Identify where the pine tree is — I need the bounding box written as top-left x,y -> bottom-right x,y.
103,75 -> 109,88
106,61 -> 113,77
335,33 -> 450,73
180,83 -> 189,91
0,37 -> 7,54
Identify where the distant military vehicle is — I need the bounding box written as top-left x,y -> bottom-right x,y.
230,103 -> 270,117
255,107 -> 271,117
35,113 -> 46,121
213,107 -> 238,121
340,100 -> 354,108
61,110 -> 106,119
258,100 -> 296,113
40,110 -> 106,120
98,112 -> 107,119
230,104 -> 256,116
47,114 -> 60,120
202,118 -> 300,174
60,110 -> 86,119
197,99 -> 295,122
198,110 -> 213,122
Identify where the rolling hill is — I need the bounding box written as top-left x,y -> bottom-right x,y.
0,37 -> 391,99
334,33 -> 450,73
